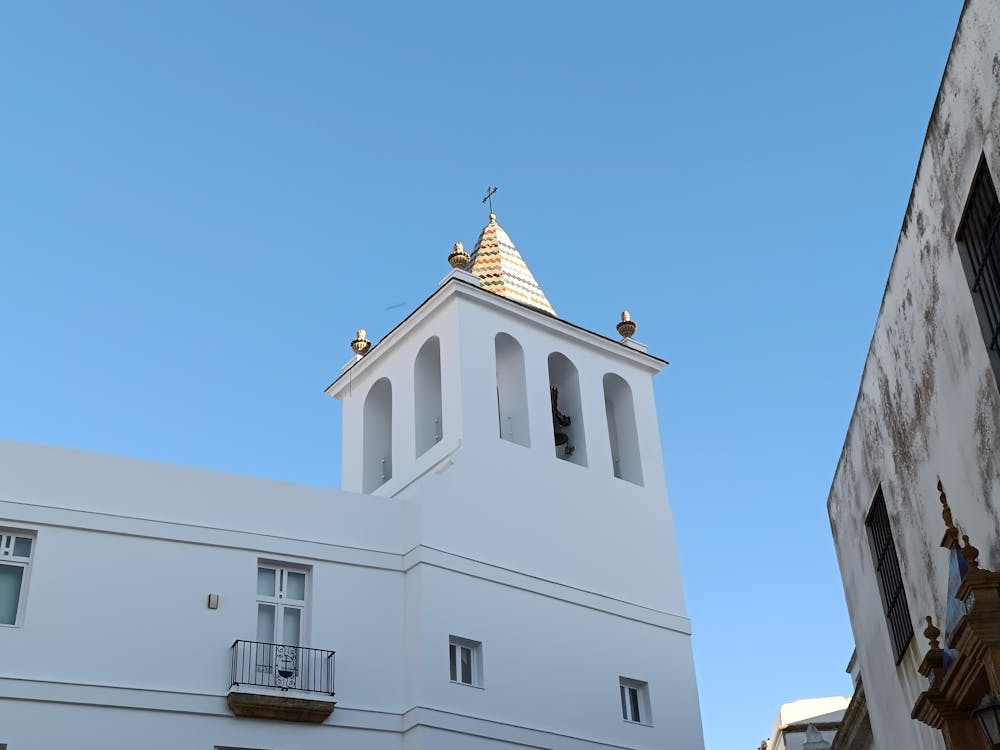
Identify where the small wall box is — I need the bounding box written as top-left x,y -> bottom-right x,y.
207,594 -> 220,609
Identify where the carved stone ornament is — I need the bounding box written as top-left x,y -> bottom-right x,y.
924,616 -> 942,651
960,534 -> 981,571
938,479 -> 959,548
912,480 -> 1000,750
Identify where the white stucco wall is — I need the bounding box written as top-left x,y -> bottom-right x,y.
765,697 -> 848,750
1,268 -> 702,748
827,1 -> 1000,748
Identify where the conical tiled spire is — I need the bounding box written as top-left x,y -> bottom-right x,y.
468,213 -> 556,316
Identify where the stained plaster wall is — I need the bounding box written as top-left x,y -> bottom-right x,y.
826,1 -> 1000,748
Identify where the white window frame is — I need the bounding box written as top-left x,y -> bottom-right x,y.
256,563 -> 309,646
253,562 -> 312,692
448,635 -> 483,688
619,677 -> 652,726
0,529 -> 35,628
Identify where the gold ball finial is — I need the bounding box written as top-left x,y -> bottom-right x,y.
448,241 -> 471,269
616,310 -> 637,339
489,212 -> 497,224
351,328 -> 371,357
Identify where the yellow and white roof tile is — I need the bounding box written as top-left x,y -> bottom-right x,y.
468,214 -> 556,317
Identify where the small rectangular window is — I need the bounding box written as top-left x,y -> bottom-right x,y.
619,677 -> 651,725
957,155 -> 1000,384
0,529 -> 35,627
448,636 -> 482,687
865,487 -> 913,664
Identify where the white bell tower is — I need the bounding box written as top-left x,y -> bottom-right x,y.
327,212 -> 687,610
326,211 -> 704,748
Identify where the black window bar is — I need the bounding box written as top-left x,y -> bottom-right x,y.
957,156 -> 1000,380
230,640 -> 335,696
865,487 -> 913,664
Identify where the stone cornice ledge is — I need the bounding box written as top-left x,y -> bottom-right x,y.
831,679 -> 872,750
0,501 -> 690,633
0,678 -> 658,748
403,704 -> 652,750
405,545 -> 692,635
0,676 -> 401,731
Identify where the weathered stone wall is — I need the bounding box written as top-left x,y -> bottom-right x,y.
827,1 -> 1000,748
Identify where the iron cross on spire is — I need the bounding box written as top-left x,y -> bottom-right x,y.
481,185 -> 498,215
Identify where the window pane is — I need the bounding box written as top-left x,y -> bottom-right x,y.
629,687 -> 641,722
12,538 -> 31,558
620,685 -> 628,720
285,571 -> 306,601
283,607 -> 301,647
449,644 -> 457,681
256,603 -> 275,642
461,646 -> 472,684
0,565 -> 24,625
257,568 -> 275,597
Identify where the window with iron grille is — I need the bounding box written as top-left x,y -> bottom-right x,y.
865,487 -> 912,664
957,155 -> 1000,384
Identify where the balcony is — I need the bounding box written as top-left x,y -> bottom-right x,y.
227,640 -> 336,723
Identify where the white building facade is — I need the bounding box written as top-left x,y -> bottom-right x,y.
0,213 -> 704,750
827,1 -> 1000,749
761,697 -> 848,750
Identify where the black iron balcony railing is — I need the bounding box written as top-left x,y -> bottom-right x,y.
230,640 -> 335,696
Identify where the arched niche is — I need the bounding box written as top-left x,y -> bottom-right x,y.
414,336 -> 443,458
495,333 -> 530,447
362,378 -> 392,493
548,352 -> 587,466
603,373 -> 643,485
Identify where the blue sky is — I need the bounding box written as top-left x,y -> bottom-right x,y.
0,2 -> 964,747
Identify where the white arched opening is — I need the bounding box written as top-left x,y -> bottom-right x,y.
414,336 -> 443,457
547,352 -> 587,466
603,373 -> 643,485
362,378 -> 393,493
495,333 -> 530,447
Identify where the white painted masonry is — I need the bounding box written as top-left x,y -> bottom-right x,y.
764,697 -> 847,750
0,257 -> 702,748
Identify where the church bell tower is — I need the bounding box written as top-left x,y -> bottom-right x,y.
325,206 -> 704,749
327,208 -> 692,612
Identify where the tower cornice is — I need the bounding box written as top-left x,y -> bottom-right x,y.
325,275 -> 665,400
